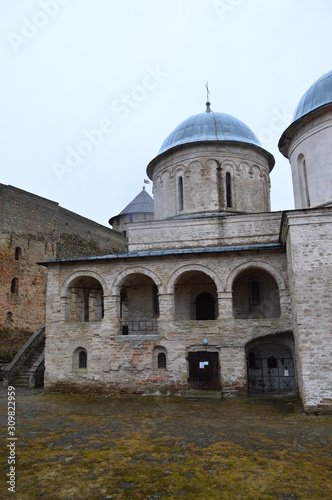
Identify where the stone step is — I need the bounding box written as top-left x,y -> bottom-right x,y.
185,389 -> 222,400
12,377 -> 30,387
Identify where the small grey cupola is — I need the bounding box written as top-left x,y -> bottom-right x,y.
109,187 -> 154,235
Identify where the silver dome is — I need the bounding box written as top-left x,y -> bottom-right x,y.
293,69 -> 332,121
279,69 -> 332,158
158,108 -> 262,155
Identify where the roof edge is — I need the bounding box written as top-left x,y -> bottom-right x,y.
278,102 -> 332,158
39,242 -> 283,266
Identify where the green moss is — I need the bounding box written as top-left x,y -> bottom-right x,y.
1,395 -> 331,499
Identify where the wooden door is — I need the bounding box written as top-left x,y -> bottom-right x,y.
188,351 -> 221,390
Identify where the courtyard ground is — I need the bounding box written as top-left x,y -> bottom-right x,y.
0,388 -> 331,499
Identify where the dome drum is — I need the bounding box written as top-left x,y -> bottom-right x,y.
278,69 -> 332,209
151,143 -> 271,220
147,106 -> 274,220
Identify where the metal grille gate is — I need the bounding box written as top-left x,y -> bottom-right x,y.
247,357 -> 296,395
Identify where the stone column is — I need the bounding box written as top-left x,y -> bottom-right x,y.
279,288 -> 291,318
105,294 -> 121,336
217,291 -> 233,318
158,293 -> 174,320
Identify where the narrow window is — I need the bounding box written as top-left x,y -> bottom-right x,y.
178,176 -> 184,212
297,154 -> 311,208
252,281 -> 260,306
226,172 -> 232,208
78,350 -> 87,369
11,278 -> 19,294
158,352 -> 167,369
15,247 -> 21,260
6,312 -> 13,328
302,159 -> 310,207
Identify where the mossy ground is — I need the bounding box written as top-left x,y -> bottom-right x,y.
1,391 -> 331,499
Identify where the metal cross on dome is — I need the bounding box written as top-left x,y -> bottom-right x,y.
205,82 -> 211,112
205,82 -> 210,101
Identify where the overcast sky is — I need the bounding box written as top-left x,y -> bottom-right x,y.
1,0 -> 331,226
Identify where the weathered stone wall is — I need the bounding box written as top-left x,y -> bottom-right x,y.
149,144 -> 271,220
57,207 -> 127,258
282,208 -> 332,412
0,184 -> 127,333
44,248 -> 291,396
128,212 -> 282,251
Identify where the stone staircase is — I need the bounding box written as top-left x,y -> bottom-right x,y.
2,327 -> 45,388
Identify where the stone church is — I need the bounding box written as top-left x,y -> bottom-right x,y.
42,70 -> 332,413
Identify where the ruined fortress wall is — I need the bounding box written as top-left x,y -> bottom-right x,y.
0,184 -> 127,332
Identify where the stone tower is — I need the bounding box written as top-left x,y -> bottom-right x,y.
109,187 -> 154,237
147,103 -> 275,220
279,69 -> 332,209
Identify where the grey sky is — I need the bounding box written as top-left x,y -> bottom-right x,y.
1,0 -> 331,226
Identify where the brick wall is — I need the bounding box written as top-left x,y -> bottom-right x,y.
0,184 -> 127,333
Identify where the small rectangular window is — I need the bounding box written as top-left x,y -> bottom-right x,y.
15,247 -> 21,260
11,278 -> 19,294
158,352 -> 167,369
79,350 -> 87,369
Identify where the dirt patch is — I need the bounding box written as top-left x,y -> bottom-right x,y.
0,389 -> 331,499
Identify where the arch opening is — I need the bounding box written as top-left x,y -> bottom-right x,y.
119,273 -> 159,335
174,271 -> 218,320
246,339 -> 296,395
73,347 -> 88,370
153,346 -> 167,370
66,276 -> 104,323
232,269 -> 281,318
297,154 -> 310,208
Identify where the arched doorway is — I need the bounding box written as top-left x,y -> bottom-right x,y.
174,271 -> 218,320
195,292 -> 215,320
246,341 -> 296,395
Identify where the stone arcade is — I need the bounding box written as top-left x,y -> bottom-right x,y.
42,70 -> 332,413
